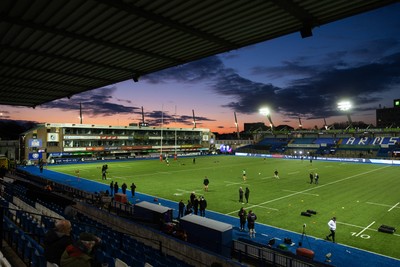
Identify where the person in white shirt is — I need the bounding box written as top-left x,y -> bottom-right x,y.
326,217 -> 336,242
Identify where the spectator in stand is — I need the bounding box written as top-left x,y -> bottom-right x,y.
44,219 -> 72,267
0,165 -> 7,178
60,232 -> 101,267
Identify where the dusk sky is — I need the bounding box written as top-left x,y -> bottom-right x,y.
1,3 -> 400,134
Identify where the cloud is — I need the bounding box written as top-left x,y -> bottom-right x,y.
143,38 -> 400,122
41,86 -> 140,117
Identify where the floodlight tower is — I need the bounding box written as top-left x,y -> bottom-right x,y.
337,101 -> 353,129
259,107 -> 274,130
298,117 -> 303,129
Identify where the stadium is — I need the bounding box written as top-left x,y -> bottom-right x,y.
1,1 -> 400,267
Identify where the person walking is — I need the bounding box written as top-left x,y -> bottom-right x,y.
242,169 -> 247,181
238,207 -> 247,231
239,187 -> 244,203
309,172 -> 314,184
274,169 -> 279,179
326,217 -> 336,243
130,182 -> 136,197
244,187 -> 250,203
247,210 -> 257,238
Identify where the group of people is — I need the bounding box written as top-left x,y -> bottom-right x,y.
309,172 -> 320,184
178,192 -> 208,218
238,186 -> 250,203
238,207 -> 257,238
109,181 -> 137,197
44,219 -> 102,267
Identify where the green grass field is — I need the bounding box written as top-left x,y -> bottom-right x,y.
48,156 -> 400,259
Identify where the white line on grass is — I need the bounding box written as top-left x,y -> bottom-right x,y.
176,189 -> 193,193
282,190 -> 319,196
226,165 -> 390,215
388,202 -> 400,212
224,181 -> 243,186
251,204 -> 279,211
261,176 -> 274,180
338,221 -> 400,237
288,171 -> 300,175
356,221 -> 375,237
366,201 -> 400,210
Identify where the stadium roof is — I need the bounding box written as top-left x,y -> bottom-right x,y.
0,0 -> 397,107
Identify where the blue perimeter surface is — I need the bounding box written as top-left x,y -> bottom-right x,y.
20,165 -> 400,267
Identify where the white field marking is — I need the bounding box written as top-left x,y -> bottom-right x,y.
205,207 -> 400,261
221,209 -> 400,261
366,201 -> 400,209
226,165 -> 390,215
356,221 -> 375,237
261,176 -> 275,180
338,221 -> 400,237
251,204 -> 279,211
388,202 -> 400,212
288,171 -> 300,175
324,165 -> 333,168
282,190 -> 319,196
224,181 -> 243,186
309,168 -> 318,171
176,189 -> 193,193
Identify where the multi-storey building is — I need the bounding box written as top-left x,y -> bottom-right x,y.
21,123 -> 214,163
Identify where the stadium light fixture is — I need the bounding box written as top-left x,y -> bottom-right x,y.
259,107 -> 274,130
337,100 -> 353,129
337,101 -> 352,111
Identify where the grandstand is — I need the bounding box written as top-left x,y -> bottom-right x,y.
237,129 -> 400,160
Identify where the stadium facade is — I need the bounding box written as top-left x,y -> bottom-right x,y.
21,123 -> 214,163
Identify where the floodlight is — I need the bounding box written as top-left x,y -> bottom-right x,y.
337,101 -> 352,111
337,100 -> 353,128
259,107 -> 274,130
259,107 -> 270,116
